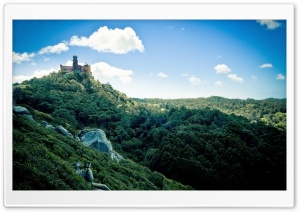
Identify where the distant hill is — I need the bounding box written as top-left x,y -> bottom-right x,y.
13,71 -> 286,190
135,96 -> 286,130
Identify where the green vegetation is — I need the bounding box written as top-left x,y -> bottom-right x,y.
136,96 -> 286,130
13,115 -> 191,190
13,71 -> 286,190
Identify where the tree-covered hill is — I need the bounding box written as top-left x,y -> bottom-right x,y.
13,71 -> 286,190
135,96 -> 286,130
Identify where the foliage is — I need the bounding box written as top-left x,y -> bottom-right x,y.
136,96 -> 286,130
13,115 -> 189,190
13,71 -> 286,190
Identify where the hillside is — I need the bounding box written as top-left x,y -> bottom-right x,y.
13,115 -> 190,190
12,71 -> 191,190
13,71 -> 286,190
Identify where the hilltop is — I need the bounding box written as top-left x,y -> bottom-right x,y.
13,71 -> 191,190
13,71 -> 286,190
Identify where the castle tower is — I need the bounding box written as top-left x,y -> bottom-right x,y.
73,55 -> 79,70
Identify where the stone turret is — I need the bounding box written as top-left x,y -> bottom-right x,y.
72,55 -> 79,71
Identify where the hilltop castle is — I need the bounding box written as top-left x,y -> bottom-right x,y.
60,56 -> 91,74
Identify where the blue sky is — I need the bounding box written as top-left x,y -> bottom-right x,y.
13,20 -> 286,99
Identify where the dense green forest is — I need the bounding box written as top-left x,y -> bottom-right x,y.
13,71 -> 286,190
135,96 -> 286,130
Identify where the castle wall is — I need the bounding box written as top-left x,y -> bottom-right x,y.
81,65 -> 91,74
85,65 -> 91,73
60,65 -> 73,72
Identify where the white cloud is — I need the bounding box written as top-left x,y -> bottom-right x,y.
214,81 -> 223,87
276,74 -> 285,80
91,62 -> 133,85
13,68 -> 57,83
189,76 -> 201,85
182,73 -> 189,77
227,74 -> 244,83
158,72 -> 168,78
214,64 -> 231,74
44,58 -> 50,61
259,63 -> 273,68
65,60 -> 73,66
30,62 -> 36,66
257,20 -> 281,30
38,42 -> 69,55
69,26 -> 144,54
12,52 -> 35,64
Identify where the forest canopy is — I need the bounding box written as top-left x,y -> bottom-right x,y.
13,71 -> 286,190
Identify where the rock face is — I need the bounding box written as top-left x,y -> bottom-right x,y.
77,129 -> 123,161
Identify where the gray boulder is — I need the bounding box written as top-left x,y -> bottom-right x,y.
42,120 -> 55,130
13,106 -> 35,122
55,125 -> 71,136
22,114 -> 34,121
76,128 -> 123,161
79,129 -> 112,154
13,106 -> 30,115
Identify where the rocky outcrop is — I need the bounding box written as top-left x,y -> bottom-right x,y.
41,120 -> 55,130
111,151 -> 124,161
13,106 -> 120,161
13,106 -> 34,121
13,106 -> 73,136
78,129 -> 112,153
76,129 -> 123,162
13,106 -> 30,115
55,125 -> 72,137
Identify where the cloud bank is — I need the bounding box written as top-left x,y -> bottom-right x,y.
259,63 -> 273,68
158,72 -> 168,78
38,42 -> 69,55
13,68 -> 57,83
214,64 -> 231,74
189,75 -> 201,85
276,74 -> 285,80
257,20 -> 281,30
227,74 -> 244,83
91,62 -> 133,85
70,26 -> 144,54
13,52 -> 35,64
